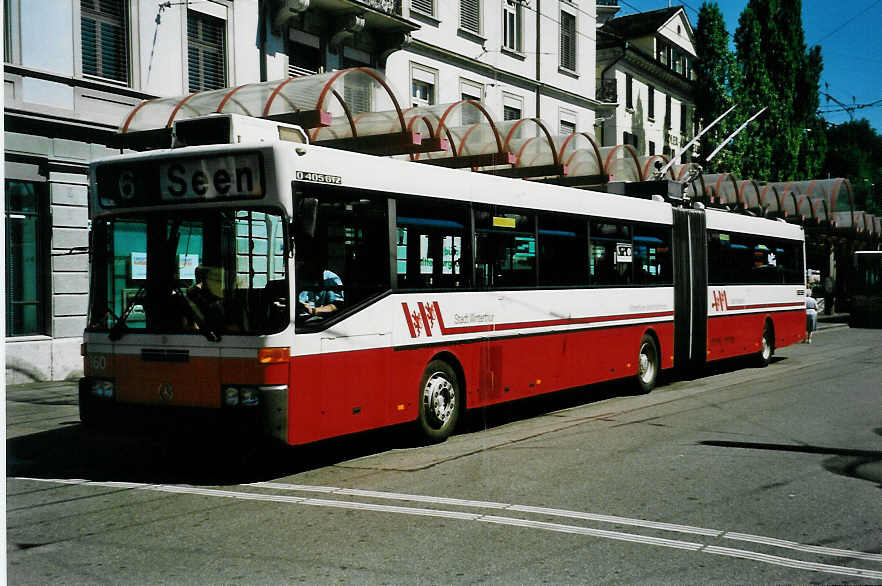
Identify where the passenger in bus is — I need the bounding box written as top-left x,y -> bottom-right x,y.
298,269 -> 344,318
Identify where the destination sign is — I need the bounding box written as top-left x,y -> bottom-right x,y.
96,152 -> 265,209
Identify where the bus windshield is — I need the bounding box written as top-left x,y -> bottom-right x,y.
88,208 -> 289,339
852,252 -> 882,294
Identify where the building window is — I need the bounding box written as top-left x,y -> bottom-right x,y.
81,0 -> 129,83
188,10 -> 226,92
288,29 -> 322,76
648,85 -> 655,119
560,119 -> 576,135
342,46 -> 373,114
411,64 -> 437,107
680,103 -> 689,134
460,0 -> 481,34
625,74 -> 633,110
412,0 -> 434,17
559,9 -> 576,72
5,179 -> 47,336
412,80 -> 435,106
649,140 -> 656,155
461,79 -> 484,125
503,0 -> 522,52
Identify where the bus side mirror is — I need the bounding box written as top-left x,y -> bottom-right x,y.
297,197 -> 318,239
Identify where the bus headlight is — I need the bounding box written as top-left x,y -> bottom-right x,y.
223,386 -> 240,407
239,388 -> 259,406
90,379 -> 114,400
221,386 -> 261,408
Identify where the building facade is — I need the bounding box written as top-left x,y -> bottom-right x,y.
388,1 -> 600,134
4,0 -> 605,382
595,5 -> 696,159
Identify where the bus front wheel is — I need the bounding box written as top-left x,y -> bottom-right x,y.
636,334 -> 660,394
417,360 -> 461,443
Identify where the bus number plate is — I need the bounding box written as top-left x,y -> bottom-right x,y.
296,171 -> 342,185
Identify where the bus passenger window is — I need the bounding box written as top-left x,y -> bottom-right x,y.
633,224 -> 672,285
475,206 -> 536,289
396,198 -> 470,290
590,221 -> 632,286
538,213 -> 588,287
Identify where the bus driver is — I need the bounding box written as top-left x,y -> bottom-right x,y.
298,269 -> 344,318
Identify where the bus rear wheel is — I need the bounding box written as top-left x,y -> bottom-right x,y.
636,334 -> 660,394
417,360 -> 461,443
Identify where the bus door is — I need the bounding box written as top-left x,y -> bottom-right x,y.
474,206 -> 539,402
294,187 -> 392,438
672,207 -> 707,368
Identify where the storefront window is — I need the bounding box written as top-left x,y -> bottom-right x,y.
5,180 -> 47,336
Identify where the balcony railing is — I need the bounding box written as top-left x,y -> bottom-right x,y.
597,0 -> 619,6
360,0 -> 397,14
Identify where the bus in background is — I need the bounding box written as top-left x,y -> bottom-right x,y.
848,251 -> 882,328
79,114 -> 806,446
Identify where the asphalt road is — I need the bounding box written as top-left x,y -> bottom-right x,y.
6,323 -> 882,584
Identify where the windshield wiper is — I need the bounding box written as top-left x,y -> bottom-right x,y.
108,285 -> 145,341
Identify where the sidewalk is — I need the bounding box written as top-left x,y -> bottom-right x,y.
817,312 -> 849,330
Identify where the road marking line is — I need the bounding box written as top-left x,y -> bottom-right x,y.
478,516 -> 702,551
13,477 -> 882,580
250,482 -> 721,536
704,546 -> 882,580
723,532 -> 882,562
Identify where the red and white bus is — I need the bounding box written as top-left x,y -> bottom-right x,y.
80,114 -> 806,444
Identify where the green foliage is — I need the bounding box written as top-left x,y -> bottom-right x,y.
697,0 -> 829,182
733,5 -> 773,180
825,120 -> 882,215
693,2 -> 742,174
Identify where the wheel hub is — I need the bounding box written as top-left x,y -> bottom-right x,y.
424,374 -> 454,426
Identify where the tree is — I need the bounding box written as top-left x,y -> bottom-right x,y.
733,5 -> 774,180
825,120 -> 882,215
693,2 -> 742,175
731,0 -> 827,182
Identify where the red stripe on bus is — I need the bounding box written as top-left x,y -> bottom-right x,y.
724,302 -> 805,311
435,310 -> 674,336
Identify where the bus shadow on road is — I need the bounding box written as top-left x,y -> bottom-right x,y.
7,356 -> 790,487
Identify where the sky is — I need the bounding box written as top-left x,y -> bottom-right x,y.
614,0 -> 882,132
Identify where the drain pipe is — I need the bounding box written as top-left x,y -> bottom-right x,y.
535,0 -> 541,118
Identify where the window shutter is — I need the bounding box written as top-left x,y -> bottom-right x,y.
188,11 -> 226,92
559,11 -> 576,71
460,0 -> 480,34
81,0 -> 128,83
412,0 -> 433,16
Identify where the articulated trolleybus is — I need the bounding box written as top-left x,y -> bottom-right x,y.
80,114 -> 806,445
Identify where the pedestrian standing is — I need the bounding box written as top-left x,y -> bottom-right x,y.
804,295 -> 818,343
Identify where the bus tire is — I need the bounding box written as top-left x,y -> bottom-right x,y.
78,387 -> 109,430
417,360 -> 462,443
756,323 -> 773,367
636,334 -> 660,394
